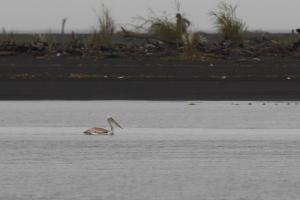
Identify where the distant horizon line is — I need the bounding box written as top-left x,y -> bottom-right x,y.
0,28 -> 295,34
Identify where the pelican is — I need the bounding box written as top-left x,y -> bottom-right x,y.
83,116 -> 123,135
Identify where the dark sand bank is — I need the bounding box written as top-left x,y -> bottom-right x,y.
1,55 -> 300,100
1,55 -> 300,79
1,80 -> 300,100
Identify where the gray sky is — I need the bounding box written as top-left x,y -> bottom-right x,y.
0,0 -> 299,33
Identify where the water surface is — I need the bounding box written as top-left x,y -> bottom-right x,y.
1,101 -> 300,200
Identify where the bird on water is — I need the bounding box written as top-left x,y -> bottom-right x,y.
83,116 -> 123,135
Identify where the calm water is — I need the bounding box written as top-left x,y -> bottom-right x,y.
1,101 -> 300,200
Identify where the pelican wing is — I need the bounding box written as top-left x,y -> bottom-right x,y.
84,127 -> 109,135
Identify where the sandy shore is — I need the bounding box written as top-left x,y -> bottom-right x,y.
1,55 -> 300,100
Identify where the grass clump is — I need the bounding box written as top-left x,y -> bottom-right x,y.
146,1 -> 190,43
134,10 -> 181,43
274,33 -> 300,46
210,2 -> 247,44
92,4 -> 115,48
0,28 -> 16,44
182,34 -> 199,60
149,15 -> 180,43
143,12 -> 199,60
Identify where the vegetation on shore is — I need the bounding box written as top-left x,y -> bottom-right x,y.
209,2 -> 247,44
0,1 -> 300,61
92,4 -> 115,48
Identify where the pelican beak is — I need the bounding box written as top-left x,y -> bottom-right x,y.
112,118 -> 123,129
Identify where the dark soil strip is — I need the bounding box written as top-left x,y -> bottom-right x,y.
1,80 -> 300,100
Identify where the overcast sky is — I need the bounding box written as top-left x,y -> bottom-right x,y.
0,0 -> 299,33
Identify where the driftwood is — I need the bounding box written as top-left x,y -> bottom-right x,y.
121,27 -> 180,46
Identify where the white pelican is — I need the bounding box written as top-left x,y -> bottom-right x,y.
83,116 -> 123,135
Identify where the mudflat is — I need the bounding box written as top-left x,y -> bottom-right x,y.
0,55 -> 300,100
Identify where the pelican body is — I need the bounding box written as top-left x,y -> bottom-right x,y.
84,117 -> 122,135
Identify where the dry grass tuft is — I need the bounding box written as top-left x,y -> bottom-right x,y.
134,10 -> 180,43
149,16 -> 180,42
92,4 -> 115,48
210,2 -> 247,44
182,33 -> 199,60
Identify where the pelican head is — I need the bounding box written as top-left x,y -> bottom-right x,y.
107,116 -> 123,129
